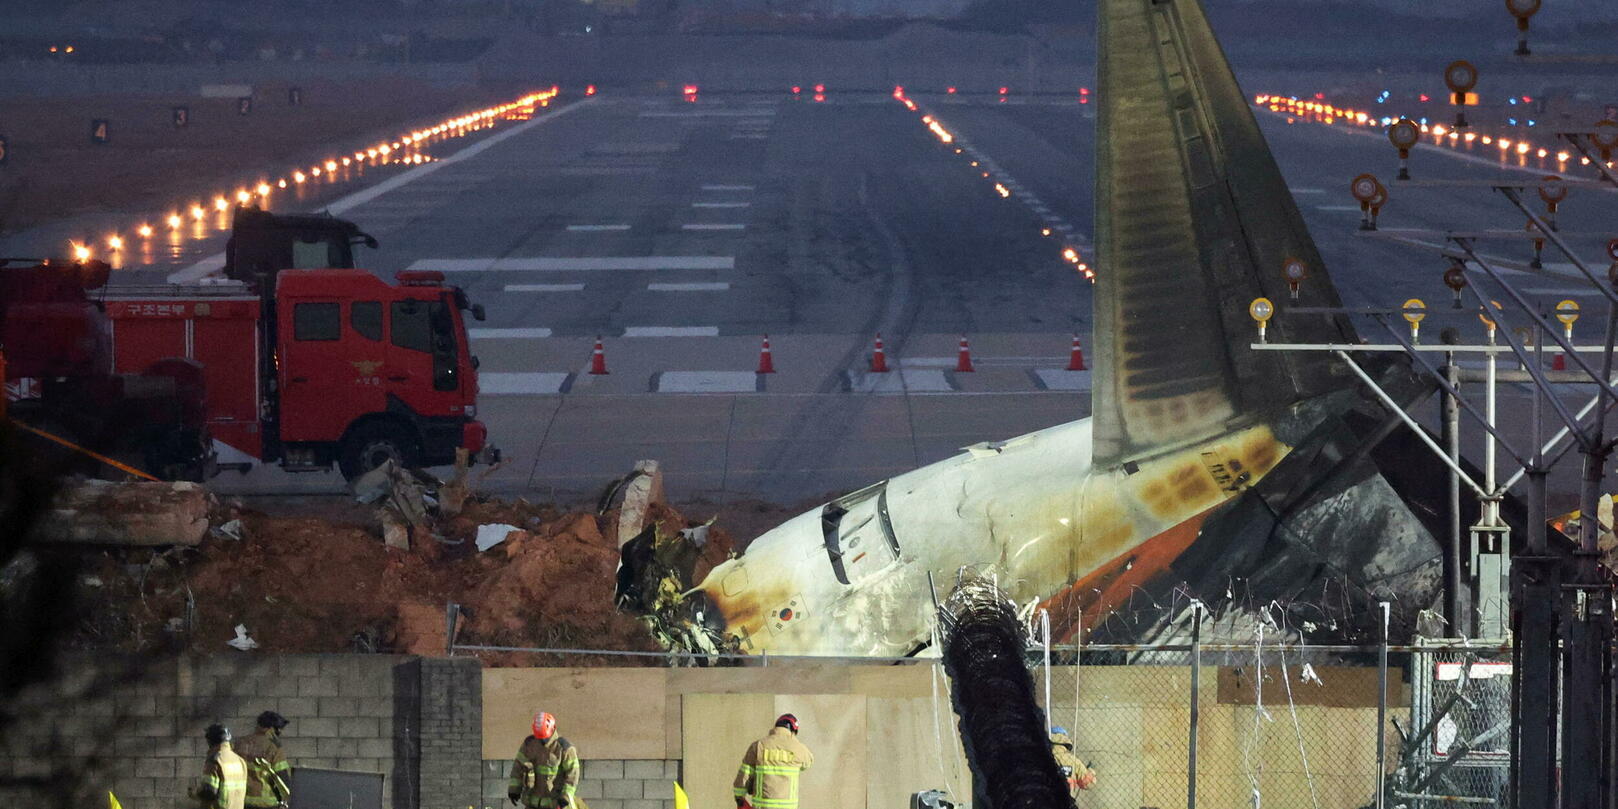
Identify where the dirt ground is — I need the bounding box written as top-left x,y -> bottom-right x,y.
63,487 -> 805,665
0,77 -> 505,234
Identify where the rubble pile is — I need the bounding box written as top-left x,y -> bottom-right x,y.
58,464 -> 746,663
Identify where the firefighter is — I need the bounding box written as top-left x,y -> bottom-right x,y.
1048,727 -> 1096,798
733,714 -> 814,809
233,711 -> 293,808
508,711 -> 580,808
190,724 -> 248,809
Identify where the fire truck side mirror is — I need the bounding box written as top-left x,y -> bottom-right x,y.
471,303 -> 487,322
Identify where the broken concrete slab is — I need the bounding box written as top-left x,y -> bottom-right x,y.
616,460 -> 664,546
31,479 -> 211,546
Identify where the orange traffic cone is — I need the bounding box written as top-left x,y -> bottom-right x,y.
589,337 -> 609,375
956,335 -> 975,373
871,334 -> 890,373
1553,352 -> 1566,371
1066,335 -> 1087,371
757,335 -> 776,374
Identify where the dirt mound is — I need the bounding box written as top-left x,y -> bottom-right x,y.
69,492 -> 739,664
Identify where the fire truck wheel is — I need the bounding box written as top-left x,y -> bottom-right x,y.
339,422 -> 419,481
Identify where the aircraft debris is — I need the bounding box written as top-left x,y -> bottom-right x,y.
226,624 -> 258,651
31,479 -> 211,546
476,523 -> 522,552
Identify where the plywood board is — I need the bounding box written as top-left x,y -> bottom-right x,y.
482,668 -> 668,760
864,697 -> 970,809
848,665 -> 938,698
775,695 -> 866,809
682,693 -> 775,809
666,666 -> 854,695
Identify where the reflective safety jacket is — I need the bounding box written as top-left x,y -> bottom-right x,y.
1049,732 -> 1095,797
733,727 -> 814,809
510,736 -> 580,809
197,744 -> 249,809
233,729 -> 292,808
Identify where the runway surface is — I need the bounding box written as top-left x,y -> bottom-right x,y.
7,90 -> 1614,502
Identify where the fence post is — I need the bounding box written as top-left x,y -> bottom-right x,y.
1187,602 -> 1202,809
1376,601 -> 1390,809
1040,610 -> 1052,728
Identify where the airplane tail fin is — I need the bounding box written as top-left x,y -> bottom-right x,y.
1092,0 -> 1357,468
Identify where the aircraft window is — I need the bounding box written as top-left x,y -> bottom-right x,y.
820,481 -> 900,585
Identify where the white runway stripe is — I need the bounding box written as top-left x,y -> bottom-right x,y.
623,326 -> 720,337
702,184 -> 755,191
1290,187 -> 1327,194
1314,205 -> 1363,211
567,224 -> 631,231
682,224 -> 746,231
470,328 -> 553,339
657,371 -> 759,393
505,283 -> 585,292
692,202 -> 751,208
648,282 -> 729,291
409,256 -> 735,272
480,372 -> 570,395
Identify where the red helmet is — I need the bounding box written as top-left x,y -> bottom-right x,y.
532,712 -> 557,740
775,714 -> 799,734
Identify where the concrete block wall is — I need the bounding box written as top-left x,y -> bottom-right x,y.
419,658 -> 484,809
480,758 -> 681,809
0,653 -> 415,809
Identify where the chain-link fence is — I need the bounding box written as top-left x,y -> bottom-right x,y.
1030,638 -> 1513,809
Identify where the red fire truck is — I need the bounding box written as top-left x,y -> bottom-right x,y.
1,208 -> 496,481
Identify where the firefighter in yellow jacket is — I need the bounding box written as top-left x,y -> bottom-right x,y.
733,714 -> 813,809
508,711 -> 580,809
233,711 -> 293,808
1049,727 -> 1096,798
191,724 -> 248,809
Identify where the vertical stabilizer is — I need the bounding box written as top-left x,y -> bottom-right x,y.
1093,0 -> 1356,468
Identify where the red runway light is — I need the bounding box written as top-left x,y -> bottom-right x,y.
998,86 -> 1008,95
947,86 -> 957,94
814,83 -> 826,93
792,86 -> 801,94
585,84 -> 597,96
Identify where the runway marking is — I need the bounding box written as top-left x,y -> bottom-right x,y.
408,256 -> 735,272
470,327 -> 553,339
168,97 -> 594,283
657,371 -> 760,393
481,372 -> 571,395
730,134 -> 769,139
1315,204 -> 1364,211
702,184 -> 755,191
505,283 -> 585,292
1033,369 -> 1093,391
641,110 -> 777,118
648,282 -> 730,291
692,202 -> 751,208
847,369 -> 955,393
624,326 -> 721,337
1290,187 -> 1327,194
682,224 -> 746,231
1523,287 -> 1605,296
568,224 -> 631,231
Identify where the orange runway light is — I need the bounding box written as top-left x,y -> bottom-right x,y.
167,214 -> 183,229
137,224 -> 153,238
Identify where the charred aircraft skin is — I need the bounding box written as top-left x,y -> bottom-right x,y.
630,0 -> 1460,656
674,360 -> 1445,657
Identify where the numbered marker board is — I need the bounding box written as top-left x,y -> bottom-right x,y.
90,119 -> 110,144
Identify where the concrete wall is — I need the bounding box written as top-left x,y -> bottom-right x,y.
0,654 -> 474,809
1,656 -> 1397,809
481,758 -> 682,809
